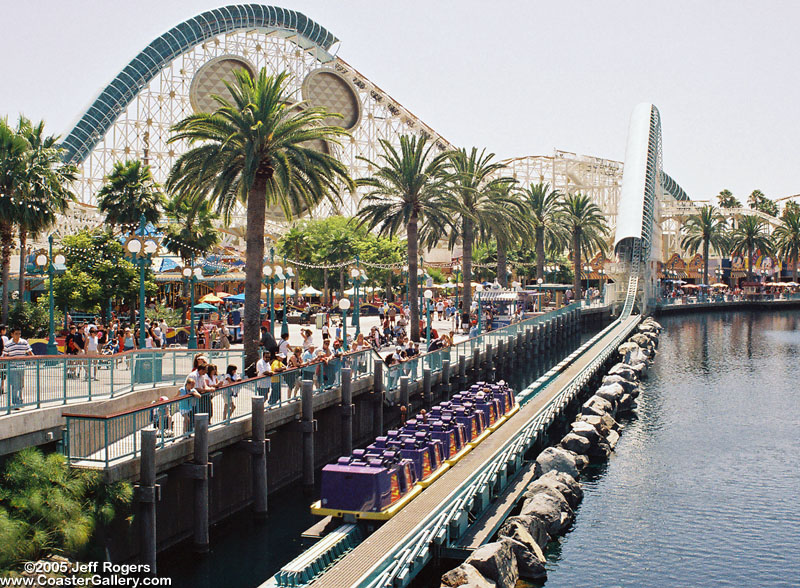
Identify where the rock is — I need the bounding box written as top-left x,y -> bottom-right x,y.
617,341 -> 641,362
582,395 -> 615,418
502,537 -> 547,581
608,363 -> 639,381
466,541 -> 518,588
525,470 -> 583,509
499,515 -> 550,550
560,432 -> 591,454
599,412 -> 621,432
570,420 -> 603,444
602,374 -> 639,395
606,429 -> 620,449
535,446 -> 582,479
520,492 -> 572,536
595,383 -> 624,404
587,438 -> 612,458
629,333 -> 655,352
442,563 -> 497,587
523,485 -> 573,518
645,319 -> 662,331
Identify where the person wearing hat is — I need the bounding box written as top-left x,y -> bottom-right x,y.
269,350 -> 285,404
301,344 -> 318,387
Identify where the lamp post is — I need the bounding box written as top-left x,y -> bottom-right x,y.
338,297 -> 350,350
262,248 -> 284,338
453,263 -> 462,322
125,215 -> 160,349
349,262 -> 367,335
536,278 -> 543,313
182,257 -> 202,349
424,289 -> 433,345
281,259 -> 295,338
402,265 -> 409,307
599,268 -> 607,303
583,264 -> 591,302
475,284 -> 484,335
34,236 -> 66,355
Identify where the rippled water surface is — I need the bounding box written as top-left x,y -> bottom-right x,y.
543,310 -> 800,588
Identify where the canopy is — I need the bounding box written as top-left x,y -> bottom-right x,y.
299,285 -> 322,296
710,283 -> 728,288
273,287 -> 297,297
440,282 -> 458,289
199,293 -> 224,304
193,302 -> 218,311
683,284 -> 700,289
228,293 -> 246,302
216,291 -> 233,298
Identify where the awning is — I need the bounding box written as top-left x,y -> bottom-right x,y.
476,291 -> 521,301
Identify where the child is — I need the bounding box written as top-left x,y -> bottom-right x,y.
178,377 -> 201,434
222,365 -> 240,421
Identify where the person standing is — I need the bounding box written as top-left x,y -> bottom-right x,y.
2,327 -> 34,409
255,350 -> 272,402
278,332 -> 291,358
86,327 -> 100,380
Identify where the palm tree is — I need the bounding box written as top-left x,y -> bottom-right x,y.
482,183 -> 529,287
773,209 -> 800,283
97,160 -> 164,229
439,147 -> 515,326
729,215 -> 773,282
680,205 -> 729,288
167,69 -> 353,375
521,182 -> 566,280
326,231 -> 356,297
356,135 -> 451,342
556,192 -> 609,301
14,118 -> 77,304
161,191 -> 221,265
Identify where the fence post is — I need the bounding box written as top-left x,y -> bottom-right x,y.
193,413 -> 210,553
458,354 -> 466,386
251,396 -> 268,519
301,379 -> 316,489
485,343 -> 494,379
423,368 -> 432,409
372,361 -> 384,437
341,368 -> 354,456
137,428 -> 158,575
400,376 -> 410,411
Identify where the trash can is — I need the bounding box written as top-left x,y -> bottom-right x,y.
315,313 -> 324,330
134,354 -> 163,384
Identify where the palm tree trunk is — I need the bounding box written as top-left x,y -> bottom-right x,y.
323,268 -> 329,305
1,222 -> 13,323
407,213 -> 420,342
18,228 -> 27,304
794,250 -> 798,283
461,219 -> 473,328
497,241 -> 508,287
703,239 -> 709,294
339,268 -> 345,300
535,226 -> 545,281
243,178 -> 267,377
572,232 -> 581,302
747,245 -> 753,283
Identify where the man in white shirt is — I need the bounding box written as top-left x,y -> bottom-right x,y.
255,351 -> 272,397
86,327 -> 100,381
159,320 -> 168,347
2,327 -> 34,408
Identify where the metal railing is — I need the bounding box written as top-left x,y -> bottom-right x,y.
1,348 -> 246,415
63,349 -> 374,467
654,292 -> 800,308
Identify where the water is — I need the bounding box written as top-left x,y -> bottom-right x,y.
543,310 -> 800,588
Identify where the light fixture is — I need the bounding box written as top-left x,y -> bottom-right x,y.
182,267 -> 191,278
286,267 -> 295,278
402,265 -> 408,273
263,265 -> 272,276
193,268 -> 203,278
54,254 -> 65,265
144,239 -> 158,255
338,297 -> 351,310
36,254 -> 47,267
475,284 -> 483,293
424,289 -> 433,299
537,278 -> 544,285
127,239 -> 142,254
350,267 -> 360,278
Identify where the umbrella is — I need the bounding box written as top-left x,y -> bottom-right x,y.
683,284 -> 700,289
228,293 -> 246,302
673,279 -> 687,285
299,285 -> 322,296
786,282 -> 800,287
710,283 -> 728,288
216,291 -> 233,298
199,293 -> 224,304
273,287 -> 297,297
193,302 -> 218,311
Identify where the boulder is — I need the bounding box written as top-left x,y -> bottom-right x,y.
606,429 -> 620,449
644,318 -> 662,331
523,485 -> 573,518
629,333 -> 655,351
595,383 -> 624,404
535,446 -> 582,479
570,420 -> 603,445
442,563 -> 497,587
617,341 -> 641,362
560,432 -> 591,454
502,537 -> 547,581
582,395 -> 615,418
579,414 -> 611,436
587,438 -> 612,459
520,492 -> 572,536
602,374 -> 639,395
608,363 -> 639,381
525,470 -> 583,509
498,515 -> 550,550
466,541 -> 518,588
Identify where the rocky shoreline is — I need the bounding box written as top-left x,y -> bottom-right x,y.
441,317 -> 662,588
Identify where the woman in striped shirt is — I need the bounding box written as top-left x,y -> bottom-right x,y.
2,327 -> 34,409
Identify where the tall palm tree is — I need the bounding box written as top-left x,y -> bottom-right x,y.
0,119 -> 29,322
556,192 -> 609,301
161,191 -> 221,265
14,118 -> 77,304
326,231 -> 356,298
482,183 -> 528,287
439,147 -> 515,326
97,160 -> 165,228
773,209 -> 800,283
521,182 -> 566,281
167,69 -> 353,375
356,135 -> 451,342
680,205 -> 729,287
729,215 -> 773,282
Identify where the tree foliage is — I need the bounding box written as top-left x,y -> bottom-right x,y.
0,448 -> 131,571
747,189 -> 779,217
97,160 -> 165,228
161,191 -> 221,264
716,189 -> 742,209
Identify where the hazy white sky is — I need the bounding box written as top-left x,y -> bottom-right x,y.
1,1 -> 798,203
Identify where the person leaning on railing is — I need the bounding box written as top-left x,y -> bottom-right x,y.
178,377 -> 201,433
1,327 -> 34,410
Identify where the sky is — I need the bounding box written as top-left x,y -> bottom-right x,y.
1,0 -> 798,203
